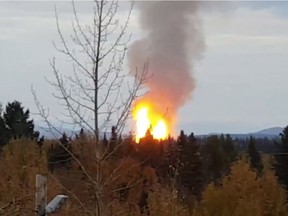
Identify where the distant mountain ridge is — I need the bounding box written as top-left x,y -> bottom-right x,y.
233,127 -> 283,139
197,127 -> 283,140
36,125 -> 284,140
35,126 -> 114,139
255,127 -> 283,135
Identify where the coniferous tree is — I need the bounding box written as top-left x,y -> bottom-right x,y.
223,134 -> 237,165
187,133 -> 203,197
121,132 -> 135,157
48,132 -> 72,171
3,101 -> 39,140
202,134 -> 237,183
247,136 -> 263,175
162,136 -> 178,185
202,135 -> 226,182
102,132 -> 108,148
0,107 -> 9,147
177,130 -> 186,182
275,126 -> 288,191
218,134 -> 237,173
109,126 -> 118,153
79,127 -> 85,137
178,131 -> 203,199
177,130 -> 186,152
138,129 -> 161,167
60,132 -> 69,147
175,131 -> 188,199
76,128 -> 85,140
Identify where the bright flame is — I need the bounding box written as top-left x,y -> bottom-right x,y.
133,105 -> 168,143
152,120 -> 167,140
135,107 -> 150,140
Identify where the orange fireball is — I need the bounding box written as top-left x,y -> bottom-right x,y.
133,103 -> 168,143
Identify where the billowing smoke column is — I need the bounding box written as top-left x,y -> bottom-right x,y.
128,1 -> 205,134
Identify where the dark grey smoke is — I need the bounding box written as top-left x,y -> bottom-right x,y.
128,1 -> 205,127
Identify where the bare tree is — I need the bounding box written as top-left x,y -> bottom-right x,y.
50,0 -> 146,140
38,0 -> 147,142
32,0 -> 149,215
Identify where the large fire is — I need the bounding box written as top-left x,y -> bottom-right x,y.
133,103 -> 169,143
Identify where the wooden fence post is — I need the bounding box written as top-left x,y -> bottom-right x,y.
35,174 -> 47,216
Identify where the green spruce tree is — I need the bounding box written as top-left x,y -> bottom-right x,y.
275,126 -> 288,191
247,136 -> 263,175
202,135 -> 226,182
0,104 -> 9,146
177,131 -> 203,199
223,134 -> 237,164
109,126 -> 118,153
3,101 -> 39,140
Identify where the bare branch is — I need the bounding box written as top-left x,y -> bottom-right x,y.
32,1 -> 150,215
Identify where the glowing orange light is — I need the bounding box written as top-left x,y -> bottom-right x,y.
133,104 -> 168,143
152,119 -> 167,140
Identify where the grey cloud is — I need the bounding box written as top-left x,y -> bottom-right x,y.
128,1 -> 204,129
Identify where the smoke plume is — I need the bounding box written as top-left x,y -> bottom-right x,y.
128,1 -> 205,129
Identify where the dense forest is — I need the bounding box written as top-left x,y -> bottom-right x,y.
0,100 -> 288,215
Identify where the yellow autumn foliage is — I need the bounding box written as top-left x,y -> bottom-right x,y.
0,139 -> 61,215
147,184 -> 190,216
193,160 -> 288,216
0,139 -> 288,216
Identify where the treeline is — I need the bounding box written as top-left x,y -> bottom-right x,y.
1,100 -> 288,215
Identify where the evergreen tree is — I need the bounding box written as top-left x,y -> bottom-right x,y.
202,134 -> 237,183
105,126 -> 118,158
48,132 -> 72,171
102,132 -> 108,148
247,136 -> 263,175
178,131 -> 203,198
0,105 -> 9,147
164,136 -> 179,181
110,126 -> 118,152
138,129 -> 162,167
177,130 -> 186,152
202,135 -> 226,182
3,101 -> 39,140
76,128 -> 85,140
274,126 -> 288,191
120,132 -> 135,157
79,127 -> 85,137
279,126 -> 288,152
175,130 -> 187,196
223,134 -> 237,164
59,132 -> 69,147
218,134 -> 237,173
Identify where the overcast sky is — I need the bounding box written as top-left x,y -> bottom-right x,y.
0,1 -> 288,135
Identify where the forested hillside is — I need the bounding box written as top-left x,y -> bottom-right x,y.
0,101 -> 288,215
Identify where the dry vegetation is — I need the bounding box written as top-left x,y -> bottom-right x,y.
0,138 -> 287,216
0,140 -> 61,215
